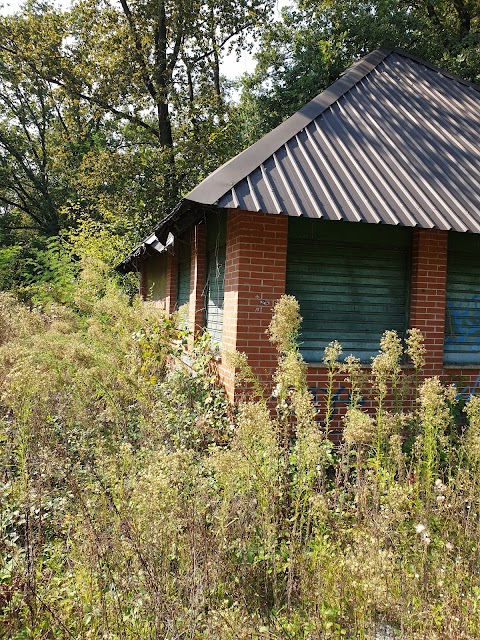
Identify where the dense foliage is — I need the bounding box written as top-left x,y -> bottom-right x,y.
1,5 -> 480,635
2,274 -> 480,638
1,0 -> 479,289
239,0 -> 480,140
0,0 -> 272,289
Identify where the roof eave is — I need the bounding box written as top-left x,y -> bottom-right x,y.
116,199 -> 220,273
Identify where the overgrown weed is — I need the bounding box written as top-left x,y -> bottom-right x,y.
1,283 -> 480,639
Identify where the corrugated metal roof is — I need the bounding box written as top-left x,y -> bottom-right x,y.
186,48 -> 480,232
118,48 -> 480,270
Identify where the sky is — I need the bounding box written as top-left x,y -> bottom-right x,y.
0,0 -> 290,81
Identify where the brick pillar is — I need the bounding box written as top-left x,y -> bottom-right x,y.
409,228 -> 448,375
189,224 -> 206,343
165,251 -> 177,314
218,210 -> 288,401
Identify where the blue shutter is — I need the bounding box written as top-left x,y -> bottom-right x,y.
445,233 -> 480,364
286,220 -> 411,362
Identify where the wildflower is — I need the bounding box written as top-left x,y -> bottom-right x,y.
414,523 -> 426,534
267,295 -> 302,354
323,340 -> 342,367
343,407 -> 376,446
405,327 -> 426,370
371,330 -> 402,397
342,355 -> 365,408
342,354 -> 362,380
380,330 -> 403,369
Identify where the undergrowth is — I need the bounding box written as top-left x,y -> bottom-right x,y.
1,276 -> 480,639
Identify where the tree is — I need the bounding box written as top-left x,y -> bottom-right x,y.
0,7 -> 100,236
239,0 -> 479,137
1,0 -> 275,212
0,0 -> 276,292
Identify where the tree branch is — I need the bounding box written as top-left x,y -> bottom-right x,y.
118,0 -> 158,101
189,22 -> 254,68
0,130 -> 50,197
0,193 -> 32,214
31,70 -> 160,139
167,1 -> 184,75
0,193 -> 45,227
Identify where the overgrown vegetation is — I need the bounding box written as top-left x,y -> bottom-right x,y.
2,274 -> 480,639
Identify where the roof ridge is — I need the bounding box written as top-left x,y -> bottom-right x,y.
389,48 -> 480,93
185,48 -> 392,206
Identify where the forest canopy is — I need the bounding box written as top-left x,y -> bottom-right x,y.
0,0 -> 478,292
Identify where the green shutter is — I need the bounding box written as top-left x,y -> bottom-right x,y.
445,233 -> 480,364
176,240 -> 191,311
206,212 -> 227,345
206,245 -> 226,345
286,220 -> 411,362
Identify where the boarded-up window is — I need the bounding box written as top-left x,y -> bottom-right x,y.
445,233 -> 480,364
206,213 -> 227,346
286,219 -> 411,362
145,252 -> 167,306
176,239 -> 191,313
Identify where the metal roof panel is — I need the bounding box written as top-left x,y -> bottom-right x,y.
118,48 -> 480,272
188,48 -> 480,230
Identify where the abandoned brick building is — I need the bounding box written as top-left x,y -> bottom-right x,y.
118,48 -> 480,415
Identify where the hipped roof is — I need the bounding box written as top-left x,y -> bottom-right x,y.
117,48 -> 480,273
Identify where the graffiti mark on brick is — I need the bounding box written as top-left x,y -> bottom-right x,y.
456,373 -> 480,398
308,385 -> 364,422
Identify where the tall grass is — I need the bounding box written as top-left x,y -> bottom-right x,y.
1,281 -> 480,639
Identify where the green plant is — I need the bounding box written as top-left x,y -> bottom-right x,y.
2,286 -> 480,639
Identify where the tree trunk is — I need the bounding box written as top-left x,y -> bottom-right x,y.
155,0 -> 177,204
452,0 -> 471,39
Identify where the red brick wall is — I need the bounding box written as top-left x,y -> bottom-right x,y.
189,224 -> 207,345
218,210 -> 288,400
142,214 -> 480,430
217,220 -> 480,431
406,228 -> 480,396
409,228 -> 448,376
